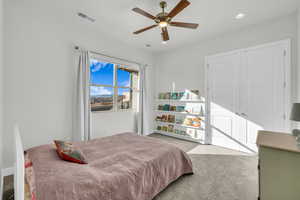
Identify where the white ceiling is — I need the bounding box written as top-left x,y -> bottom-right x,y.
44,0 -> 300,52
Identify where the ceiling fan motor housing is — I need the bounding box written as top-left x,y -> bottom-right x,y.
155,13 -> 170,23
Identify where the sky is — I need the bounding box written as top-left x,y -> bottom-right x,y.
90,59 -> 130,96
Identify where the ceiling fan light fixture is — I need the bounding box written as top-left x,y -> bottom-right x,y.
159,21 -> 168,28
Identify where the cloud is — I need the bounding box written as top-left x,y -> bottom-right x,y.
90,60 -> 109,73
120,80 -> 130,87
90,86 -> 112,96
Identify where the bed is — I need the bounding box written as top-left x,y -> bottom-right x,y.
14,125 -> 193,200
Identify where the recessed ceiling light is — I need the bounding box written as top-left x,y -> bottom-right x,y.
235,13 -> 246,20
162,41 -> 167,45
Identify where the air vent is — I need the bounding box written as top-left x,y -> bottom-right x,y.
77,12 -> 96,23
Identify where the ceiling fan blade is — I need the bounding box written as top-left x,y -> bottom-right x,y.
161,27 -> 170,41
170,21 -> 199,29
132,8 -> 156,20
167,0 -> 191,19
133,24 -> 158,34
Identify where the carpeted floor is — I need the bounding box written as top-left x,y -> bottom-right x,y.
2,175 -> 14,200
150,134 -> 258,200
2,133 -> 258,200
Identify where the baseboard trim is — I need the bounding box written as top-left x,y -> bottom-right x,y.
1,167 -> 14,177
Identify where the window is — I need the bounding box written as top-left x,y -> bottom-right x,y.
90,58 -> 139,112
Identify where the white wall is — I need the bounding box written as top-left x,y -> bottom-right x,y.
154,14 -> 299,103
0,0 -> 3,180
3,0 -> 155,168
298,9 -> 300,102
296,8 -> 300,131
91,112 -> 136,138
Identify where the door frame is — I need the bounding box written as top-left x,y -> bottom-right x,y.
204,39 -> 291,145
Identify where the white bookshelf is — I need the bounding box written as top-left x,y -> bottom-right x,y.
155,95 -> 207,144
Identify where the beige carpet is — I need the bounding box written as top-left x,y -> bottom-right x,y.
2,133 -> 258,200
149,133 -> 258,200
2,175 -> 13,200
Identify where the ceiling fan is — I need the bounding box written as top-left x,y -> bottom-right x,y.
132,0 -> 199,42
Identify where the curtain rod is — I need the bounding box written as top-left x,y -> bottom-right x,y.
75,46 -> 147,67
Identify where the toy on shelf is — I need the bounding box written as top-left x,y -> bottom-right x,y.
183,117 -> 201,128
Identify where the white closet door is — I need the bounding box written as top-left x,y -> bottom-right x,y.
207,40 -> 290,153
208,52 -> 242,151
239,43 -> 288,151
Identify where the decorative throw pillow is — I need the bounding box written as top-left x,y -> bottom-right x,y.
54,140 -> 88,164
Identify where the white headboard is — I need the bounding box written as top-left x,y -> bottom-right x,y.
14,124 -> 24,200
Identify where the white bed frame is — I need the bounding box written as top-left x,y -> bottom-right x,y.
14,124 -> 24,200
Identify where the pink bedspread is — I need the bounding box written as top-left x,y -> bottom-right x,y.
27,133 -> 193,200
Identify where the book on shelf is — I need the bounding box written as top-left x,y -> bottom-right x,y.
170,105 -> 176,111
155,114 -> 176,123
171,92 -> 178,100
163,104 -> 170,111
167,125 -> 174,132
176,106 -> 185,112
158,90 -> 204,101
175,116 -> 184,124
157,104 -> 204,115
156,114 -> 204,129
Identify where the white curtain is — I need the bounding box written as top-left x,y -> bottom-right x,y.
138,65 -> 150,136
74,50 -> 91,141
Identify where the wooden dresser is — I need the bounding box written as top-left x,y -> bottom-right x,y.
257,131 -> 300,200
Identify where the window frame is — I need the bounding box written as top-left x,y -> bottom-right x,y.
90,57 -> 140,113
